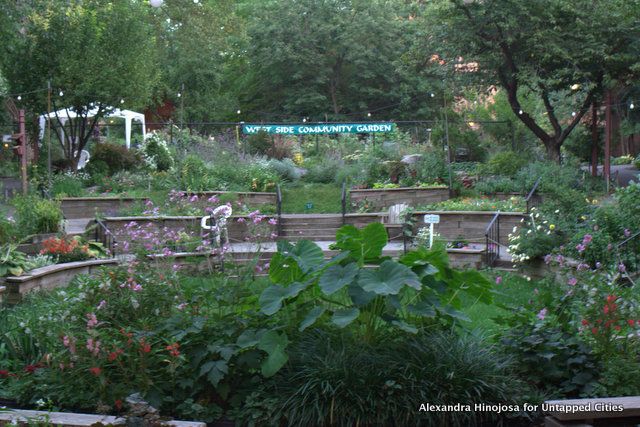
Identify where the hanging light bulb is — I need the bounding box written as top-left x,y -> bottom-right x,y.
571,111 -> 576,117
630,103 -> 635,110
120,99 -> 125,104
177,93 -> 181,98
59,91 -> 64,97
302,118 -> 307,123
430,93 -> 435,98
518,109 -> 523,115
16,95 -> 21,101
367,112 -> 372,118
237,109 -> 241,114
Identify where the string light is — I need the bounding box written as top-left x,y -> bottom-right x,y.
518,109 -> 523,115
430,93 -> 435,98
367,112 -> 371,117
58,91 -> 64,97
571,111 -> 576,117
302,118 -> 306,123
177,93 -> 181,98
237,109 -> 241,114
630,103 -> 635,109
120,99 -> 125,104
16,95 -> 21,101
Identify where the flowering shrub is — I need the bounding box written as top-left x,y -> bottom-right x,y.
140,132 -> 174,171
509,208 -> 567,263
40,236 -> 105,263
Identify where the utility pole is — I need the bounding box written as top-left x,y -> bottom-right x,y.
443,90 -> 453,197
47,80 -> 53,192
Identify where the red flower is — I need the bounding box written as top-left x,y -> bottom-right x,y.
581,319 -> 589,326
115,399 -> 123,411
0,370 -> 10,377
89,367 -> 102,376
614,325 -> 622,331
591,327 -> 599,335
139,339 -> 151,354
628,319 -> 635,327
166,342 -> 180,357
108,349 -> 123,362
24,364 -> 38,373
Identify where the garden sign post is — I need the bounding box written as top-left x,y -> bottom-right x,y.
423,214 -> 440,248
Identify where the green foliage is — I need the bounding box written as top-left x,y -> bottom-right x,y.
420,196 -> 525,212
0,244 -> 28,277
50,173 -> 85,197
260,224 -> 494,349
303,157 -> 344,184
246,131 -> 272,156
141,133 -> 174,172
0,0 -> 159,165
12,195 -> 62,237
267,158 -> 300,182
479,151 -> 528,177
475,176 -> 522,195
90,142 -> 142,176
239,329 -> 530,427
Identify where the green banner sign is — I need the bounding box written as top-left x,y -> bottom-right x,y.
242,122 -> 395,135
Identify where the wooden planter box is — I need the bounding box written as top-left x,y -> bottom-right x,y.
410,211 -> 526,246
61,197 -> 145,220
3,259 -> 117,304
349,186 -> 450,210
447,247 -> 485,269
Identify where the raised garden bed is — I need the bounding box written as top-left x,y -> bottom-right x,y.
16,233 -> 58,255
2,259 -> 117,304
61,196 -> 144,219
350,186 -> 449,210
409,211 -> 525,246
193,190 -> 276,206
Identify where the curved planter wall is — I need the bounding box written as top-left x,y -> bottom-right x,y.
2,259 -> 117,304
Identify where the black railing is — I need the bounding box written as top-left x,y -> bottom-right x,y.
276,184 -> 283,237
525,177 -> 542,214
485,211 -> 500,267
341,181 -> 347,225
94,218 -> 117,257
616,230 -> 640,286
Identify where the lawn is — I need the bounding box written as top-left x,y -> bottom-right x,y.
281,182 -> 342,213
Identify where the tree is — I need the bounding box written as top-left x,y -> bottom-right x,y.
0,0 -> 159,169
235,0 -> 440,121
422,0 -> 640,162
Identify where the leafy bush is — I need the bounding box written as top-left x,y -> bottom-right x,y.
479,151 -> 527,177
420,196 -> 525,212
0,244 -> 28,276
267,158 -> 300,182
141,133 -> 174,171
12,195 -> 62,237
475,176 -> 522,194
51,172 -> 85,197
243,329 -> 530,427
178,155 -> 211,192
246,131 -> 272,156
611,155 -> 634,165
90,142 -> 142,175
304,157 -> 344,184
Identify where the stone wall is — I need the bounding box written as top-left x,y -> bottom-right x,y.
349,187 -> 450,210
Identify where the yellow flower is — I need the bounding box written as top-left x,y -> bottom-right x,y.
581,215 -> 587,220
549,224 -> 555,230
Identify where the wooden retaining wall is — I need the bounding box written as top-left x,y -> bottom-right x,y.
2,259 -> 118,304
410,211 -> 525,246
349,187 -> 450,210
61,197 -> 144,219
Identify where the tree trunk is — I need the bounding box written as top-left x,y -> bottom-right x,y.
545,140 -> 562,163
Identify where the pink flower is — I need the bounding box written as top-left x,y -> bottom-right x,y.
495,276 -> 502,285
544,254 -> 552,264
576,243 -> 586,253
619,263 -> 627,273
96,300 -> 107,310
537,308 -> 548,321
624,229 -> 631,237
582,234 -> 593,245
236,217 -> 246,223
567,277 -> 577,286
86,313 -> 98,329
268,218 -> 278,225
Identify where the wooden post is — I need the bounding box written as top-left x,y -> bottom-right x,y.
604,90 -> 612,192
18,110 -> 28,195
591,101 -> 598,177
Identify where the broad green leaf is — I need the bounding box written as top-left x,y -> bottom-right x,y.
269,252 -> 304,285
236,329 -> 265,348
391,320 -> 418,334
259,282 -> 307,315
348,283 -> 377,307
357,260 -> 421,295
457,270 -> 494,304
299,306 -> 326,331
407,299 -> 437,317
438,306 -> 471,322
333,223 -> 388,264
319,262 -> 359,295
399,249 -> 439,276
279,240 -> 324,273
258,331 -> 289,377
331,308 -> 360,328
200,360 -> 229,386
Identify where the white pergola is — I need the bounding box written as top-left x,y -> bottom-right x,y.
39,107 -> 146,149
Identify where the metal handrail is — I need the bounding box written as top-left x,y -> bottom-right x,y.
484,211 -> 500,267
94,218 -> 117,257
276,184 -> 283,237
525,177 -> 542,213
341,181 -> 347,225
